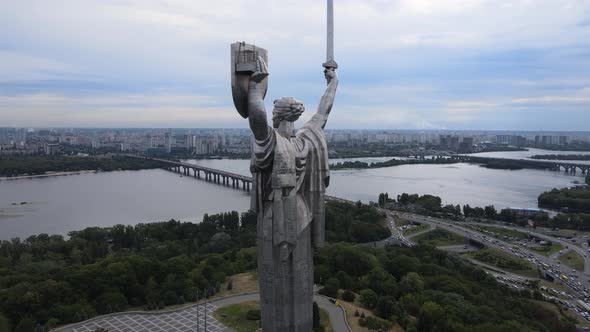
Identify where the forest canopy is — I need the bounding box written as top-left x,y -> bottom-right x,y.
315,243 -> 577,332
0,201 -> 388,330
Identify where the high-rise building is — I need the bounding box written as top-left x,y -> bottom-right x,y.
496,135 -> 526,147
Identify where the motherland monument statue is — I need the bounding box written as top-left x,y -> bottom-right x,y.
230,1 -> 338,330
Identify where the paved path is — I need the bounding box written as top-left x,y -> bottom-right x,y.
53,293 -> 350,332
54,302 -> 228,332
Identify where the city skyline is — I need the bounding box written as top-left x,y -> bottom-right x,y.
1,0 -> 590,130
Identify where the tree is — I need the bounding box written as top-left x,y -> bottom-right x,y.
375,296 -> 396,319
14,317 -> 36,332
484,205 -> 497,219
0,314 -> 11,332
363,267 -> 396,295
586,174 -> 590,185
313,302 -> 320,328
463,204 -> 473,217
144,276 -> 159,305
378,193 -> 389,207
50,303 -> 96,324
335,270 -> 354,290
163,290 -> 178,306
400,293 -> 421,316
417,301 -> 444,332
400,272 -> 424,295
240,210 -> 257,228
359,289 -> 378,309
320,277 -> 339,298
97,291 -> 128,314
341,290 -> 356,302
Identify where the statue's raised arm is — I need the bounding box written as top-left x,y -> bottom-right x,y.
314,68 -> 339,129
247,57 -> 270,141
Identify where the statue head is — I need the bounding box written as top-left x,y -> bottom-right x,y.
272,97 -> 305,130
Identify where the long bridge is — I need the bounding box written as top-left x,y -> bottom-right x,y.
131,156 -> 253,191
128,156 -> 361,201
129,154 -> 589,195
450,155 -> 590,174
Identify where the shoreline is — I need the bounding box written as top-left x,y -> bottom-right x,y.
0,170 -> 98,181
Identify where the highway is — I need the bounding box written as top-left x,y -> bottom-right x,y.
388,211 -> 590,322
465,221 -> 590,275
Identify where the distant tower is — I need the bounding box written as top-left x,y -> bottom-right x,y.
165,129 -> 173,153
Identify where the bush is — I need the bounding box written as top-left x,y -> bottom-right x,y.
359,316 -> 391,331
313,302 -> 321,328
163,291 -> 178,306
319,277 -> 339,298
341,290 -> 356,302
359,289 -> 378,309
0,314 -> 11,332
335,270 -> 355,290
246,309 -> 261,321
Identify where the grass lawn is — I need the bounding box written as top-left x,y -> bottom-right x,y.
477,225 -> 529,240
214,301 -> 260,332
558,250 -> 585,271
402,224 -> 430,236
465,248 -> 539,278
218,272 -> 259,297
413,228 -> 465,246
539,280 -> 578,298
214,301 -> 333,332
394,216 -> 410,227
339,299 -> 403,332
529,243 -> 564,257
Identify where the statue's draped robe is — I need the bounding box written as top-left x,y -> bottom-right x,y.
251,114 -> 329,332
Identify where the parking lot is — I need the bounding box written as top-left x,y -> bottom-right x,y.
58,303 -> 231,332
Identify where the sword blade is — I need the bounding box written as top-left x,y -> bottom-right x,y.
323,0 -> 338,68
327,0 -> 334,62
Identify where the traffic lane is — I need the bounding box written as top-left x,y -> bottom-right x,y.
465,221 -> 590,274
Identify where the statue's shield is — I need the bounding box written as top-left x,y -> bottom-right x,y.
231,42 -> 268,119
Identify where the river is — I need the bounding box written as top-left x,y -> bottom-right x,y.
0,150 -> 585,240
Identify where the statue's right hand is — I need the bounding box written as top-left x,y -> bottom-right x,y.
250,56 -> 269,83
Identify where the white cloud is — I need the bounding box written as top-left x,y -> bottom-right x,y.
511,86 -> 590,104
1,0 -> 589,128
0,93 -> 234,127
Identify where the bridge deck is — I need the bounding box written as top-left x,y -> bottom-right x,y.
126,155 -> 252,182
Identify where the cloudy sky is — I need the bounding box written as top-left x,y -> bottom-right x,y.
1,0 -> 589,130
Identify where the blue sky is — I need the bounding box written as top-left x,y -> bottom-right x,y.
1,0 -> 589,130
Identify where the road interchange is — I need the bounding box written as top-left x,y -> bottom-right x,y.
379,209 -> 590,323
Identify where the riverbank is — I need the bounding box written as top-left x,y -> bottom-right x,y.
0,155 -> 166,178
0,170 -> 98,181
330,156 -> 536,171
330,157 -> 457,170
531,154 -> 590,161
